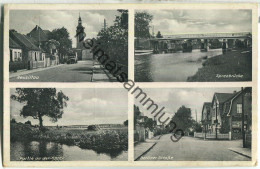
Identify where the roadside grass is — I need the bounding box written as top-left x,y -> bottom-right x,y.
187,49 -> 252,82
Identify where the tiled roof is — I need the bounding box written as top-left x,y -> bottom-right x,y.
9,37 -> 22,49
214,93 -> 237,103
27,25 -> 50,42
10,30 -> 40,51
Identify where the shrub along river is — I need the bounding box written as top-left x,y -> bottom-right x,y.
135,49 -> 223,82
11,140 -> 128,161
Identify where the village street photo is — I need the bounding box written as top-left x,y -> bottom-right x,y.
9,10 -> 128,82
135,10 -> 252,82
134,87 -> 252,161
10,88 -> 128,161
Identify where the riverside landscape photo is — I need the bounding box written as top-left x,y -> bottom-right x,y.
134,10 -> 252,82
10,88 -> 128,161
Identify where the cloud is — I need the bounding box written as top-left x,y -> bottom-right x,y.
10,10 -> 120,48
141,9 -> 252,35
10,88 -> 128,126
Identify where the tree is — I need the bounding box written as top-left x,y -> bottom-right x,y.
11,118 -> 16,123
135,12 -> 153,38
97,10 -> 128,74
25,120 -> 32,126
192,120 -> 202,132
172,106 -> 194,133
11,88 -> 69,130
144,118 -> 155,131
156,31 -> 163,38
134,105 -> 141,128
48,27 -> 72,60
123,120 -> 128,126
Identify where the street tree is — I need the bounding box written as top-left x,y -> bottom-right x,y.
48,27 -> 72,61
144,118 -> 155,131
135,12 -> 153,38
11,88 -> 69,130
123,120 -> 128,126
172,106 -> 194,133
156,31 -> 163,38
97,10 -> 128,75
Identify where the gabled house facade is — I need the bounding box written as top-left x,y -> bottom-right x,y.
211,89 -> 252,139
201,102 -> 213,133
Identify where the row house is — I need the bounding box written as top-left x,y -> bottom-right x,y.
9,27 -> 59,72
9,30 -> 41,71
201,88 -> 252,140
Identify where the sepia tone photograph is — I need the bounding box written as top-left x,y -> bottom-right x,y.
10,88 -> 128,161
134,87 -> 252,161
9,10 -> 128,82
134,10 -> 252,82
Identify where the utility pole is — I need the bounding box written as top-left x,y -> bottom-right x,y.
215,103 -> 218,139
195,110 -> 197,122
242,87 -> 245,148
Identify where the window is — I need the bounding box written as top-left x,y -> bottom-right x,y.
14,52 -> 17,61
10,49 -> 13,62
237,104 -> 242,114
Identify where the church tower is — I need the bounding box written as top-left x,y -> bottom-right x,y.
76,13 -> 85,49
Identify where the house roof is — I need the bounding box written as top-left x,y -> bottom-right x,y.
214,93 -> 237,103
9,37 -> 22,49
27,25 -> 50,42
10,30 -> 40,51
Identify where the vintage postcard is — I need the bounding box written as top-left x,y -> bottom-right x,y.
3,3 -> 258,167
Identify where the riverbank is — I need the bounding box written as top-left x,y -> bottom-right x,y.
11,123 -> 128,156
187,49 -> 252,82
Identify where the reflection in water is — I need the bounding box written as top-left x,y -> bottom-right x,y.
11,141 -> 127,161
135,49 -> 223,82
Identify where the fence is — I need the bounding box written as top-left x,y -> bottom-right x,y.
194,132 -> 231,140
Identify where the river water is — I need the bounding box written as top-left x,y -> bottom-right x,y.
135,49 -> 223,82
11,141 -> 128,161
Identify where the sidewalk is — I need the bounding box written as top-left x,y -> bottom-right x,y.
228,147 -> 251,158
91,61 -> 117,82
134,135 -> 161,161
9,64 -> 63,79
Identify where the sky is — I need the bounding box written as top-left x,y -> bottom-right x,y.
139,10 -> 252,36
10,10 -> 120,48
10,88 -> 128,126
134,87 -> 241,123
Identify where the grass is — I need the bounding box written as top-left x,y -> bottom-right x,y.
187,49 -> 252,82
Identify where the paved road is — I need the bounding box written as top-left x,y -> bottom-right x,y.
10,60 -> 93,82
138,134 -> 250,161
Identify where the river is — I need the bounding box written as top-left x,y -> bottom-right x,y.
11,141 -> 128,161
135,49 -> 223,82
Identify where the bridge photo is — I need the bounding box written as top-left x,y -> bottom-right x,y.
134,9 -> 252,82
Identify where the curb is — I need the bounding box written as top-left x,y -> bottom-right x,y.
135,142 -> 157,161
228,148 -> 251,159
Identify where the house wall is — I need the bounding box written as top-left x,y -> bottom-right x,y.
212,99 -> 222,133
9,48 -> 22,62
